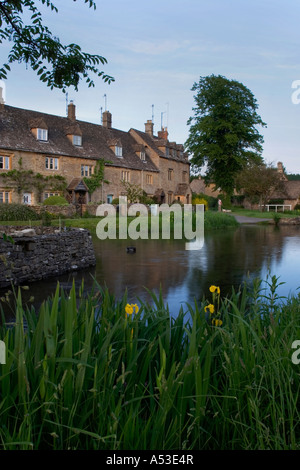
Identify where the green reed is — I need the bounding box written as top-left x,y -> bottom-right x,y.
0,276 -> 299,450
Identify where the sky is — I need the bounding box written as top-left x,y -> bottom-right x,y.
1,0 -> 300,173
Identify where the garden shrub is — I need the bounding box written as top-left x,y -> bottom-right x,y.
192,195 -> 208,211
43,195 -> 69,206
0,203 -> 40,221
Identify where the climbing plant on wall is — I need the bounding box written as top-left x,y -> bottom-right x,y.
83,159 -> 109,195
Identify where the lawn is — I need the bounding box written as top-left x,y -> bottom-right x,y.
231,207 -> 300,218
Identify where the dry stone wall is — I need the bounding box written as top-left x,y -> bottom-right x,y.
0,227 -> 96,288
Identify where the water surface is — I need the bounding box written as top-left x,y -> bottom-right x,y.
2,224 -> 300,318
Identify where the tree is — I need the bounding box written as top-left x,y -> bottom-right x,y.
185,74 -> 267,196
120,181 -> 143,203
236,162 -> 286,210
0,0 -> 114,91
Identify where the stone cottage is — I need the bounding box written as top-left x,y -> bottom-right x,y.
0,99 -> 191,206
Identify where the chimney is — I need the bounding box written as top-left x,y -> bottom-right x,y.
145,120 -> 154,137
102,110 -> 112,129
68,101 -> 76,121
157,127 -> 168,141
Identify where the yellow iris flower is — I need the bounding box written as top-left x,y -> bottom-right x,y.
209,285 -> 220,295
125,303 -> 139,315
204,304 -> 215,314
212,318 -> 223,327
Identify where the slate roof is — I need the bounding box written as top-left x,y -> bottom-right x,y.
0,105 -> 159,173
271,180 -> 300,200
67,178 -> 89,191
130,128 -> 189,164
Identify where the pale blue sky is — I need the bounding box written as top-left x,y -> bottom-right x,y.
1,0 -> 300,172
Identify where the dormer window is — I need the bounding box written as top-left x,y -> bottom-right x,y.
73,135 -> 82,146
140,151 -> 146,161
115,145 -> 123,157
37,128 -> 48,141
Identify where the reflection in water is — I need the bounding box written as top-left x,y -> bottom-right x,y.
2,224 -> 300,319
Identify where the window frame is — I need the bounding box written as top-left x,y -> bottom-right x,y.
146,174 -> 153,185
45,156 -> 59,170
121,170 -> 130,182
81,164 -> 93,177
115,146 -> 123,157
168,168 -> 173,181
0,190 -> 11,204
73,135 -> 82,146
0,155 -> 10,170
37,128 -> 48,141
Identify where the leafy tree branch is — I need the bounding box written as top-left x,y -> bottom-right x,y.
0,0 -> 114,91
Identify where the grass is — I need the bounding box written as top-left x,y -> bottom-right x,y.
232,207 -> 300,218
0,210 -> 239,236
0,275 -> 299,450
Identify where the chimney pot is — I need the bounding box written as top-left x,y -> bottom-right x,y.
157,127 -> 168,141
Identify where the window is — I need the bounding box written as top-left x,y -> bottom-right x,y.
73,135 -> 82,146
45,157 -> 59,170
140,151 -> 146,161
168,193 -> 173,204
168,169 -> 173,181
146,174 -> 153,185
44,192 -> 60,200
81,165 -> 93,177
37,128 -> 48,141
115,146 -> 123,157
166,147 -> 169,156
0,156 -> 10,170
0,191 -> 10,204
173,148 -> 177,157
121,170 -> 130,182
107,194 -> 113,204
182,171 -> 187,182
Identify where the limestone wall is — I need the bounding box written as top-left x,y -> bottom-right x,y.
0,227 -> 96,288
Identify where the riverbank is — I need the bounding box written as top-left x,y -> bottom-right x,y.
0,210 -> 239,236
0,277 -> 299,450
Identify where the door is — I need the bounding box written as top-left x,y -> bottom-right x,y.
23,193 -> 32,205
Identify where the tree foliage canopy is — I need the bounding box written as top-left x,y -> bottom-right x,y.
235,162 -> 286,209
185,74 -> 266,195
0,0 -> 114,90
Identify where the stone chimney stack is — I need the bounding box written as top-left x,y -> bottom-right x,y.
157,127 -> 168,141
145,120 -> 154,137
68,101 -> 76,121
102,110 -> 112,129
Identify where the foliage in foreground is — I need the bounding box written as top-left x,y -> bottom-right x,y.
0,276 -> 299,450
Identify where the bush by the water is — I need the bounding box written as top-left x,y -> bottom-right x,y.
0,203 -> 39,221
0,275 -> 299,450
43,195 -> 68,206
204,210 -> 238,229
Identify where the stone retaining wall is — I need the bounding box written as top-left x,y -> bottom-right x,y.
0,227 -> 96,288
31,204 -> 77,218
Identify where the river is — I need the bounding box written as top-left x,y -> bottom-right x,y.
2,223 -> 300,319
